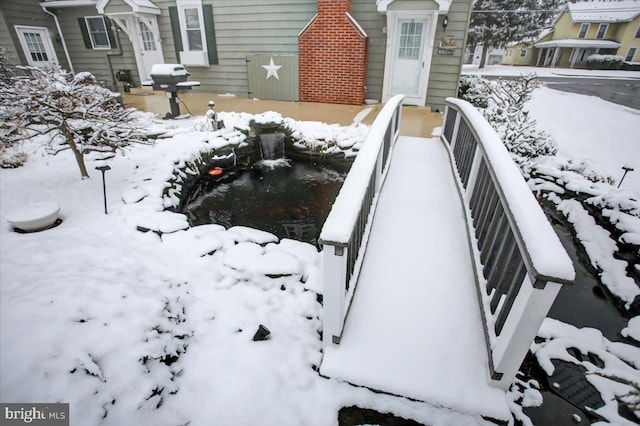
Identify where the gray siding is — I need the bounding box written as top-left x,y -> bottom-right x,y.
0,8 -> 20,66
154,0 -> 316,95
352,0 -> 386,102
426,2 -> 472,111
51,5 -> 138,90
0,0 -> 70,70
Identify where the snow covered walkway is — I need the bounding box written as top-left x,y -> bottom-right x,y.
320,136 -> 511,421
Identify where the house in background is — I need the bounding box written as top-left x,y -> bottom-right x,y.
464,43 -> 503,66
501,41 -> 534,66
532,0 -> 640,68
0,0 -> 474,110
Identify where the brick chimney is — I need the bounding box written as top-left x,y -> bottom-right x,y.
298,0 -> 368,105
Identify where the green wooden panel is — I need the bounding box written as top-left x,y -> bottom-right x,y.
247,54 -> 298,101
203,4 -> 218,65
168,6 -> 182,62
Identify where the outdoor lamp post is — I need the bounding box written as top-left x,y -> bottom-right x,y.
95,164 -> 111,214
617,164 -> 634,189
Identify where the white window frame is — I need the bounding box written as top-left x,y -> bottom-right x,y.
626,46 -> 637,62
578,23 -> 590,39
84,16 -> 112,49
520,48 -> 527,57
176,0 -> 208,66
635,23 -> 640,39
596,23 -> 608,39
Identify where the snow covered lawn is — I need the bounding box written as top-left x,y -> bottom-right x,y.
527,86 -> 640,196
0,114 -> 490,425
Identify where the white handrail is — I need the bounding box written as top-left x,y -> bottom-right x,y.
319,94 -> 404,346
442,97 -> 574,389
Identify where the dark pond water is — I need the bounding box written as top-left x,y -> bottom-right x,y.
184,162 -> 346,246
545,208 -> 634,343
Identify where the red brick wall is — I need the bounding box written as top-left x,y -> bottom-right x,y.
299,0 -> 367,105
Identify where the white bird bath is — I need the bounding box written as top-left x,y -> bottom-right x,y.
6,201 -> 61,232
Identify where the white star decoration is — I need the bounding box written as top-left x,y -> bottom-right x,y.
262,57 -> 282,81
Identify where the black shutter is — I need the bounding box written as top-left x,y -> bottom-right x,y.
78,18 -> 92,49
168,6 -> 183,62
202,4 -> 218,65
104,17 -> 117,49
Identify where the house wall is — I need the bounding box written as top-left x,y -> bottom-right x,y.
47,5 -> 138,90
553,12 -> 573,40
298,0 -> 367,104
617,15 -> 640,61
351,0 -> 386,101
0,8 -> 21,66
425,0 -> 472,111
1,0 -> 70,70
502,44 -> 534,66
149,0 -> 316,96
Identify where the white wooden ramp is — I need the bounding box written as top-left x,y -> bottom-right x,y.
320,136 -> 511,421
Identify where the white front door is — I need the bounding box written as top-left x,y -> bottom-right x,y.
382,11 -> 437,106
136,17 -> 164,80
14,26 -> 59,68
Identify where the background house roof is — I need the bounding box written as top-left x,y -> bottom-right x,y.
534,38 -> 621,48
567,0 -> 640,23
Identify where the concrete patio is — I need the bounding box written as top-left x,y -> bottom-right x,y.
121,88 -> 443,138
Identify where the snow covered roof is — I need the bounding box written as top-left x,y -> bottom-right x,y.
40,0 -> 98,7
534,38 -> 621,48
376,0 -> 451,14
97,0 -> 160,15
567,0 -> 640,23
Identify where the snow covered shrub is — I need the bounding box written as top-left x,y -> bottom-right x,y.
458,75 -> 491,108
0,64 -> 149,178
0,144 -> 27,168
587,54 -> 624,70
482,74 -> 557,176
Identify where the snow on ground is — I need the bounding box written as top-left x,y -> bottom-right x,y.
533,318 -> 640,425
0,113 -> 495,425
463,64 -> 640,80
527,85 -> 640,196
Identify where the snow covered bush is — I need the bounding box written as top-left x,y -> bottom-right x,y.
458,75 -> 490,108
465,74 -> 557,177
0,64 -> 149,178
587,54 -> 624,70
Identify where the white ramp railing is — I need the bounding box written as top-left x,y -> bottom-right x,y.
442,98 -> 575,389
319,95 -> 404,346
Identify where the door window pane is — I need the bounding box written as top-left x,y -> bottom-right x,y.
398,21 -> 423,60
139,21 -> 156,51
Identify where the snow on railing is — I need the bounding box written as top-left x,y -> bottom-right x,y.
319,94 -> 404,346
442,98 -> 575,389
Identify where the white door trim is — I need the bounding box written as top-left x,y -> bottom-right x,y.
110,13 -> 164,81
382,10 -> 438,106
14,25 -> 59,68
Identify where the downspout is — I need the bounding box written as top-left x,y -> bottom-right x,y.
41,6 -> 74,73
105,21 -> 123,91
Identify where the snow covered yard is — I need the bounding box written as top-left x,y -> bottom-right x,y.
527,86 -> 640,196
0,113 -> 490,425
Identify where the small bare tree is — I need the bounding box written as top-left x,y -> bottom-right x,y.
0,63 -> 149,178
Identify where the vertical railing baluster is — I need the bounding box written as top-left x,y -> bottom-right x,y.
443,99 -> 573,390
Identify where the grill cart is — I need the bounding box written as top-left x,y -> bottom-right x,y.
142,64 -> 200,119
